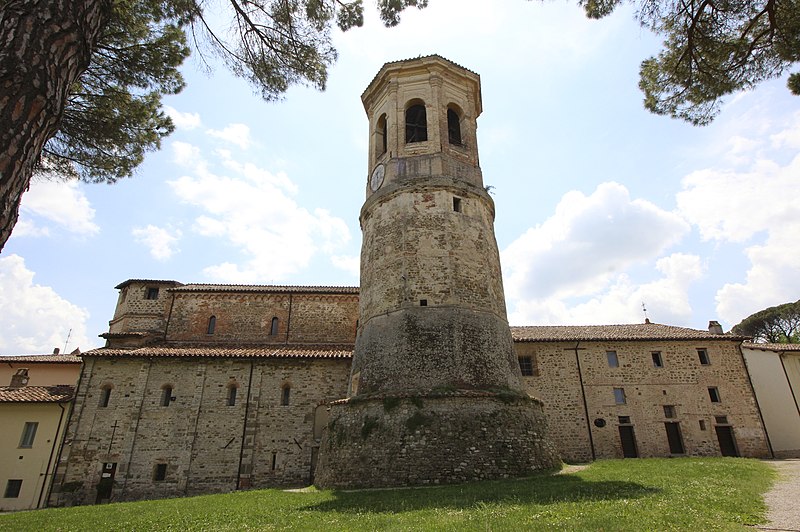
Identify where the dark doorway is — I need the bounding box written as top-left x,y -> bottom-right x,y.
309,447 -> 319,484
665,422 -> 685,454
95,462 -> 117,503
715,425 -> 739,456
618,425 -> 639,458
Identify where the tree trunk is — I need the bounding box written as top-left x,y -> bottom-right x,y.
0,0 -> 111,252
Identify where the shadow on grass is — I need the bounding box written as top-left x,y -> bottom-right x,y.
305,474 -> 660,513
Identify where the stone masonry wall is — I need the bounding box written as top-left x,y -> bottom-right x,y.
519,339 -> 770,462
50,356 -> 350,506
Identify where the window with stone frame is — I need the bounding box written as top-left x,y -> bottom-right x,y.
153,463 -> 167,482
161,385 -> 173,407
606,350 -> 619,368
708,387 -> 721,403
613,387 -> 626,404
663,405 -> 676,418
227,384 -> 237,406
652,351 -> 664,368
697,348 -> 711,365
207,315 -> 216,335
270,317 -> 279,336
376,113 -> 387,156
99,385 -> 112,408
405,103 -> 427,143
281,385 -> 291,406
145,287 -> 159,300
518,355 -> 536,376
447,107 -> 462,146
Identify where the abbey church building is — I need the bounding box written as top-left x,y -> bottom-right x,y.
48,57 -> 770,506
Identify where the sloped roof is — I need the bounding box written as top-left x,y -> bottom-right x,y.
170,284 -> 359,295
0,385 -> 75,403
741,342 -> 800,352
510,323 -> 747,342
115,279 -> 182,289
0,354 -> 81,364
82,345 -> 354,359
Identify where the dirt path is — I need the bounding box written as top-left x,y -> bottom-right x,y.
758,459 -> 800,532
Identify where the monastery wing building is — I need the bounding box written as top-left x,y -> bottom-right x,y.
45,56 -> 772,506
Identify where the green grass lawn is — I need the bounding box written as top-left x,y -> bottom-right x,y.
0,458 -> 775,531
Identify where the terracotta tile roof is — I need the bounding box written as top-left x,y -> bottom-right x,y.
741,342 -> 800,352
170,284 -> 359,295
115,279 -> 183,289
0,385 -> 75,403
82,345 -> 354,359
362,55 -> 480,103
0,354 -> 82,364
510,323 -> 747,342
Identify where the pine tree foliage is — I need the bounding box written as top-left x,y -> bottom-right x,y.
732,300 -> 800,344
577,0 -> 800,125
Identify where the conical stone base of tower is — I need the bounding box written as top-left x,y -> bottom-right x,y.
314,56 -> 559,488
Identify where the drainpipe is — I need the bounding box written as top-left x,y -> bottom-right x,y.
237,360 -> 255,489
38,402 -> 66,508
570,342 -> 595,461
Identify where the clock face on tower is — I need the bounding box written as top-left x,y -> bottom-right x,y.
370,164 -> 385,192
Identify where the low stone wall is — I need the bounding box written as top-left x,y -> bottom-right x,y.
315,392 -> 559,488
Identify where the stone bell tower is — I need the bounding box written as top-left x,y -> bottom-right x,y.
315,56 -> 558,488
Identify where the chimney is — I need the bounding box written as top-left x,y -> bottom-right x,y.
708,321 -> 724,335
53,347 -> 60,355
10,368 -> 29,389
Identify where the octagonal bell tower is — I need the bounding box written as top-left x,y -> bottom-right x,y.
315,56 -> 558,488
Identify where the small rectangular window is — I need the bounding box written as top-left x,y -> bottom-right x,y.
281,386 -> 290,406
453,197 -> 462,212
145,287 -> 159,300
19,422 -> 38,448
161,386 -> 173,407
613,387 -> 626,404
699,420 -> 707,431
4,480 -> 22,498
154,463 -> 167,481
227,386 -> 237,407
99,387 -> 112,408
271,452 -> 277,471
698,348 -> 711,365
715,415 -> 729,424
518,356 -> 534,376
618,416 -> 631,424
419,299 -> 427,306
606,350 -> 619,368
663,405 -> 676,418
651,351 -> 663,368
708,387 -> 721,403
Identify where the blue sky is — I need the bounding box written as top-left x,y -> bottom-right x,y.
2,0 -> 799,355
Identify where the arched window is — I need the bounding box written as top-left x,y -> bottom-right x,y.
99,385 -> 113,408
447,107 -> 462,145
405,103 -> 427,143
161,385 -> 173,407
270,317 -> 279,336
227,384 -> 237,406
281,385 -> 291,406
376,114 -> 387,156
207,315 -> 216,335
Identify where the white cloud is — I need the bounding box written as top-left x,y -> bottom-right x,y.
0,255 -> 91,355
503,182 -> 690,301
330,254 -> 360,277
206,123 -> 252,150
132,225 -> 182,261
164,105 -> 202,130
502,182 -> 692,326
167,144 -> 351,283
508,253 -> 704,326
18,180 -> 99,237
675,116 -> 800,326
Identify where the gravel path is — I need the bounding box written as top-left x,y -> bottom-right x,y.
759,459 -> 800,532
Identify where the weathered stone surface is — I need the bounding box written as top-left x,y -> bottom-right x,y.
315,393 -> 559,489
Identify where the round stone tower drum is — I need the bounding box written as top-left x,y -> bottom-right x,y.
315,56 -> 558,488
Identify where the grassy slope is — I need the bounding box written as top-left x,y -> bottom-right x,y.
0,458 -> 775,531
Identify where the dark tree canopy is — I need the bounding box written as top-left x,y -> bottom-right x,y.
732,300 -> 800,343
